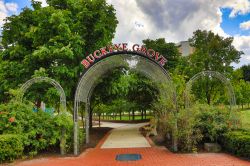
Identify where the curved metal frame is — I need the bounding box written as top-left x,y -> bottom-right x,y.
73,51 -> 177,155
19,77 -> 66,111
184,71 -> 236,108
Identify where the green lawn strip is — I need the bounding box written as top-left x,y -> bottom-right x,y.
240,109 -> 250,131
94,114 -> 153,121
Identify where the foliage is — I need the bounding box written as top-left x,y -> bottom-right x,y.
0,134 -> 24,162
222,130 -> 250,158
171,72 -> 186,108
0,99 -> 74,160
91,68 -> 159,121
177,108 -> 203,152
233,80 -> 250,108
186,30 -> 243,105
192,104 -> 238,143
188,30 -> 242,75
177,104 -> 240,152
142,38 -> 181,71
241,64 -> 250,82
0,0 -> 118,103
239,110 -> 250,131
152,97 -> 239,152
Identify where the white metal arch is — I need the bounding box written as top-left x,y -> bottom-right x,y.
184,71 -> 236,108
19,77 -> 66,111
73,52 -> 177,155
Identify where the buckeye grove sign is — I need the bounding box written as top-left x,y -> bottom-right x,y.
81,43 -> 167,69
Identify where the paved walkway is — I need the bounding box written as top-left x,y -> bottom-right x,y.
15,123 -> 250,166
101,123 -> 151,148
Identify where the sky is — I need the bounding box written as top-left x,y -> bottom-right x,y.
1,0 -> 250,68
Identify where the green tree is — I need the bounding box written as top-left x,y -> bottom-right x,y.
142,38 -> 181,71
90,68 -> 158,122
233,80 -> 250,109
0,0 -> 118,105
187,30 -> 243,105
241,64 -> 250,82
188,30 -> 242,75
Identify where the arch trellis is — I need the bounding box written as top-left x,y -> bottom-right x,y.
184,71 -> 236,108
73,51 -> 177,155
19,77 -> 66,111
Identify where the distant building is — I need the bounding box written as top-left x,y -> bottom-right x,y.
177,41 -> 195,56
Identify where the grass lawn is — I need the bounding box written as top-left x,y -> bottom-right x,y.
240,109 -> 250,131
94,114 -> 153,121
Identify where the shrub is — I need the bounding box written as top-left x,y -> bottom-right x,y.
0,134 -> 24,162
222,130 -> 250,158
177,104 -> 239,152
177,108 -> 203,152
0,100 -> 75,159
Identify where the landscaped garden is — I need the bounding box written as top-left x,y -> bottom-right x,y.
0,0 -> 250,164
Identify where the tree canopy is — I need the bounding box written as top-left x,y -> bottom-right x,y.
0,0 -> 118,104
184,30 -> 243,105
142,38 -> 181,71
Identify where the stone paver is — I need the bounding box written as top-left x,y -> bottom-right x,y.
101,123 -> 151,148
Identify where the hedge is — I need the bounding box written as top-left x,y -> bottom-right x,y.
0,134 -> 24,162
223,130 -> 250,158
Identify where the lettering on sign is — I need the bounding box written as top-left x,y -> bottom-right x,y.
81,43 -> 167,69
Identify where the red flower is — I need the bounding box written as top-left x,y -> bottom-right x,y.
8,117 -> 15,123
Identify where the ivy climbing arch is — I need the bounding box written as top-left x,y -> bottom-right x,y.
184,71 -> 236,108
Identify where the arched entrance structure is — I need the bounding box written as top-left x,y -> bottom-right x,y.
184,71 -> 236,108
19,76 -> 67,111
73,44 -> 177,155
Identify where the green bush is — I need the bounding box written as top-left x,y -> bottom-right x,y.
0,134 -> 24,162
223,130 -> 250,158
0,100 -> 75,159
177,104 -> 239,152
193,104 -> 233,142
177,108 -> 203,152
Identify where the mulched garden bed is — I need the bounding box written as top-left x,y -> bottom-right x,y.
80,127 -> 113,151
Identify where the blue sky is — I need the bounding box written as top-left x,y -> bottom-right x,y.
221,8 -> 250,36
6,0 -> 30,9
1,0 -> 250,68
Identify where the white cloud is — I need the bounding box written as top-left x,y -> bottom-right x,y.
33,0 -> 48,7
5,3 -> 18,13
232,35 -> 250,67
223,0 -> 250,18
0,1 -> 7,27
0,1 -> 18,29
108,0 -> 250,67
240,20 -> 250,30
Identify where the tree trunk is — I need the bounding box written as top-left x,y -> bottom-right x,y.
36,99 -> 41,109
141,110 -> 143,120
129,111 -> 130,120
205,77 -> 211,105
144,110 -> 147,119
98,114 -> 101,127
89,108 -> 93,129
120,111 -> 122,120
132,110 -> 135,121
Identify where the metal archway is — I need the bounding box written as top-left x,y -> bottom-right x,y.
184,71 -> 236,108
19,77 -> 66,111
73,51 -> 177,155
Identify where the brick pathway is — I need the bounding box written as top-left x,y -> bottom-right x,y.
15,123 -> 250,166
